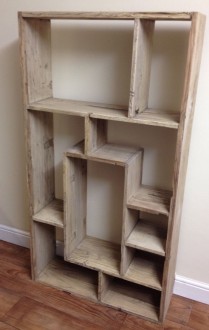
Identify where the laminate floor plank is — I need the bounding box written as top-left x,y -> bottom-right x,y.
187,309 -> 209,330
0,288 -> 21,318
166,295 -> 193,325
0,321 -> 18,330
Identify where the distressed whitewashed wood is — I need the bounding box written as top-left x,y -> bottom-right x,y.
65,140 -> 86,159
29,98 -> 180,129
38,258 -> 98,301
19,17 -> 52,104
102,278 -> 160,322
98,272 -> 110,301
68,236 -> 121,277
20,12 -> 192,20
126,218 -> 167,256
64,157 -> 87,258
85,117 -> 107,155
127,185 -> 172,216
159,13 -> 206,321
129,19 -> 154,116
88,143 -> 141,166
33,199 -> 64,228
32,222 -> 55,278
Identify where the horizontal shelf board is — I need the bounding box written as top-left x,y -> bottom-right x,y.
127,185 -> 172,216
68,236 -> 120,277
91,109 -> 180,129
20,11 -> 192,21
124,252 -> 163,291
102,279 -> 159,322
126,218 -> 167,256
65,140 -> 86,159
38,257 -> 98,301
28,98 -> 179,129
28,97 -> 127,118
33,199 -> 64,228
88,143 -> 141,166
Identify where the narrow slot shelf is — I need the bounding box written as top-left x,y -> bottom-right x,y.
127,185 -> 172,216
28,97 -> 179,129
68,236 -> 121,277
126,218 -> 167,256
124,251 -> 163,291
102,278 -> 160,322
65,140 -> 86,159
88,143 -> 141,166
33,199 -> 64,228
38,257 -> 98,301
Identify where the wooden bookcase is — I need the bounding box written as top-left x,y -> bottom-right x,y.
19,11 -> 205,323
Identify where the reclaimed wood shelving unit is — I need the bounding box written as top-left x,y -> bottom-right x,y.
19,11 -> 205,323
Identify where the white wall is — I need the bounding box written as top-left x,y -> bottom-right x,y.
0,0 -> 209,298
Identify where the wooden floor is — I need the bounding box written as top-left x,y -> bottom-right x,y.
0,241 -> 208,330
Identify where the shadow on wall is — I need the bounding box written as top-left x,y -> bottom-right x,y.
0,40 -> 29,229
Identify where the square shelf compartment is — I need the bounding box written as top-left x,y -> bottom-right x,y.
100,274 -> 161,322
33,221 -> 98,301
28,110 -> 85,227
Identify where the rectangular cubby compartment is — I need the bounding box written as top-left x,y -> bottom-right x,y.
99,273 -> 161,322
19,13 -> 180,129
28,110 -> 85,228
31,221 -> 98,301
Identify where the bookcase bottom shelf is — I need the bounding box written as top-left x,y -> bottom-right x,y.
37,257 -> 98,301
102,277 -> 160,322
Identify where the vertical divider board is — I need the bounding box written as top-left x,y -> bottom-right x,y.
159,13 -> 206,321
121,152 -> 144,275
129,19 -> 155,117
85,117 -> 107,155
64,155 -> 87,260
98,272 -> 111,301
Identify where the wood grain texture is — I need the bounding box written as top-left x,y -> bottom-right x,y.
129,19 -> 154,116
38,258 -> 98,301
127,185 -> 172,216
29,98 -> 180,129
0,322 -> 17,330
33,199 -> 64,228
0,289 -> 21,318
85,117 -> 107,155
65,140 -> 86,159
126,218 -> 167,256
19,11 -> 192,20
68,236 -> 121,277
160,13 -> 206,321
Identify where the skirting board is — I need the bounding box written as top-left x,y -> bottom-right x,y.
0,224 -> 209,305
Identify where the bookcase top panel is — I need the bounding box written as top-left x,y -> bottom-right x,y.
19,11 -> 193,21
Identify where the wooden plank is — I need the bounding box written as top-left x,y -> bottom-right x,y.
68,236 -> 121,277
124,252 -> 163,291
121,152 -> 143,275
28,111 -> 54,214
38,258 -> 98,301
85,117 -> 107,155
19,16 -> 52,104
126,218 -> 167,256
32,222 -> 55,278
127,185 -> 172,216
20,11 -> 192,20
64,157 -> 87,258
29,98 -> 180,129
33,199 -> 64,228
65,140 -> 86,159
102,278 -> 160,322
88,143 -> 141,166
98,272 -> 111,301
159,13 -> 206,321
0,289 -> 21,319
129,19 -> 154,116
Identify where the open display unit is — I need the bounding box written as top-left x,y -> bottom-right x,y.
19,11 -> 205,323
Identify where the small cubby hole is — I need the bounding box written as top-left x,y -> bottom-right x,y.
64,157 -> 124,276
28,110 -> 85,227
99,273 -> 161,321
32,221 -> 98,301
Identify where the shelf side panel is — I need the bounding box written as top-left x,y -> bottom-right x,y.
160,13 -> 206,321
32,222 -> 56,278
85,117 -> 107,155
64,157 -> 87,258
129,19 -> 154,117
28,111 -> 55,214
19,16 -> 52,104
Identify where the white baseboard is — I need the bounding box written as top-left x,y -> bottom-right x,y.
1,224 -> 209,305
